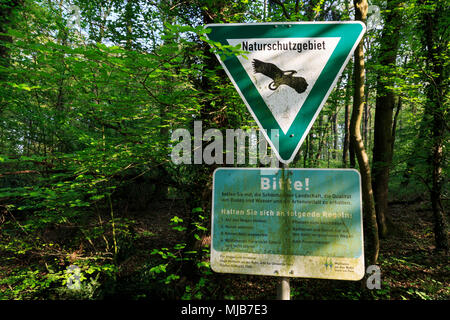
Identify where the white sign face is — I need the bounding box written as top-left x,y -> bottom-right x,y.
227,38 -> 340,134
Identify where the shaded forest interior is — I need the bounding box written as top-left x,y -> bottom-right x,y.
0,0 -> 448,300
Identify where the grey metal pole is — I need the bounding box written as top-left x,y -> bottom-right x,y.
277,277 -> 290,300
276,161 -> 290,300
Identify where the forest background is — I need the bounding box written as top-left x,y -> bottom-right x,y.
0,0 -> 448,300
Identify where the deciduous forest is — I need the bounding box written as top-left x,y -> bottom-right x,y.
0,0 -> 448,301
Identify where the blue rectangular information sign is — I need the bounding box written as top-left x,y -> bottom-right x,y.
211,168 -> 364,280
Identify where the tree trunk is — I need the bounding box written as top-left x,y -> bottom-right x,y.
352,0 -> 379,265
331,77 -> 342,162
400,109 -> 428,188
363,89 -> 369,144
0,0 -> 21,114
371,0 -> 404,238
391,96 -> 402,154
419,0 -> 448,252
125,0 -> 134,50
314,113 -> 325,164
303,134 -> 309,167
349,136 -> 356,168
333,110 -> 338,160
343,64 -> 352,167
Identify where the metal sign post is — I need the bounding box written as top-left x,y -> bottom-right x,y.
277,162 -> 290,300
277,277 -> 290,300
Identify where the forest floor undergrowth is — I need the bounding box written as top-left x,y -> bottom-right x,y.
1,196 -> 448,300
112,197 -> 449,300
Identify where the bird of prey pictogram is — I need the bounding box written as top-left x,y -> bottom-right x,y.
252,59 -> 308,94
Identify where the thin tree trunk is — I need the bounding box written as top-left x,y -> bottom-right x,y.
367,104 -> 372,151
352,0 -> 379,265
400,110 -> 427,188
0,0 -> 21,114
343,65 -> 352,167
303,135 -> 309,167
420,0 -> 448,252
391,96 -> 401,154
371,0 -> 404,238
314,114 -> 325,164
331,77 -> 342,161
125,0 -> 133,50
333,110 -> 338,160
349,135 -> 356,168
363,89 -> 369,144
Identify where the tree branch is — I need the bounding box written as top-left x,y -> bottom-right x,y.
271,0 -> 291,19
0,170 -> 40,177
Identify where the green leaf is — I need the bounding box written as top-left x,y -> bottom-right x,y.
170,216 -> 183,224
89,194 -> 105,201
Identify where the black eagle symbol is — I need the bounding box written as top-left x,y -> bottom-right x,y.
252,59 -> 308,94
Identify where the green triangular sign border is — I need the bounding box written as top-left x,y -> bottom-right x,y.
204,22 -> 365,164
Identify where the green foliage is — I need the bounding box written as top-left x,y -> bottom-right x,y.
0,0 -> 448,300
0,261 -> 117,300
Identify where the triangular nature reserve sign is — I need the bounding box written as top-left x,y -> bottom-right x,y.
204,22 -> 366,163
